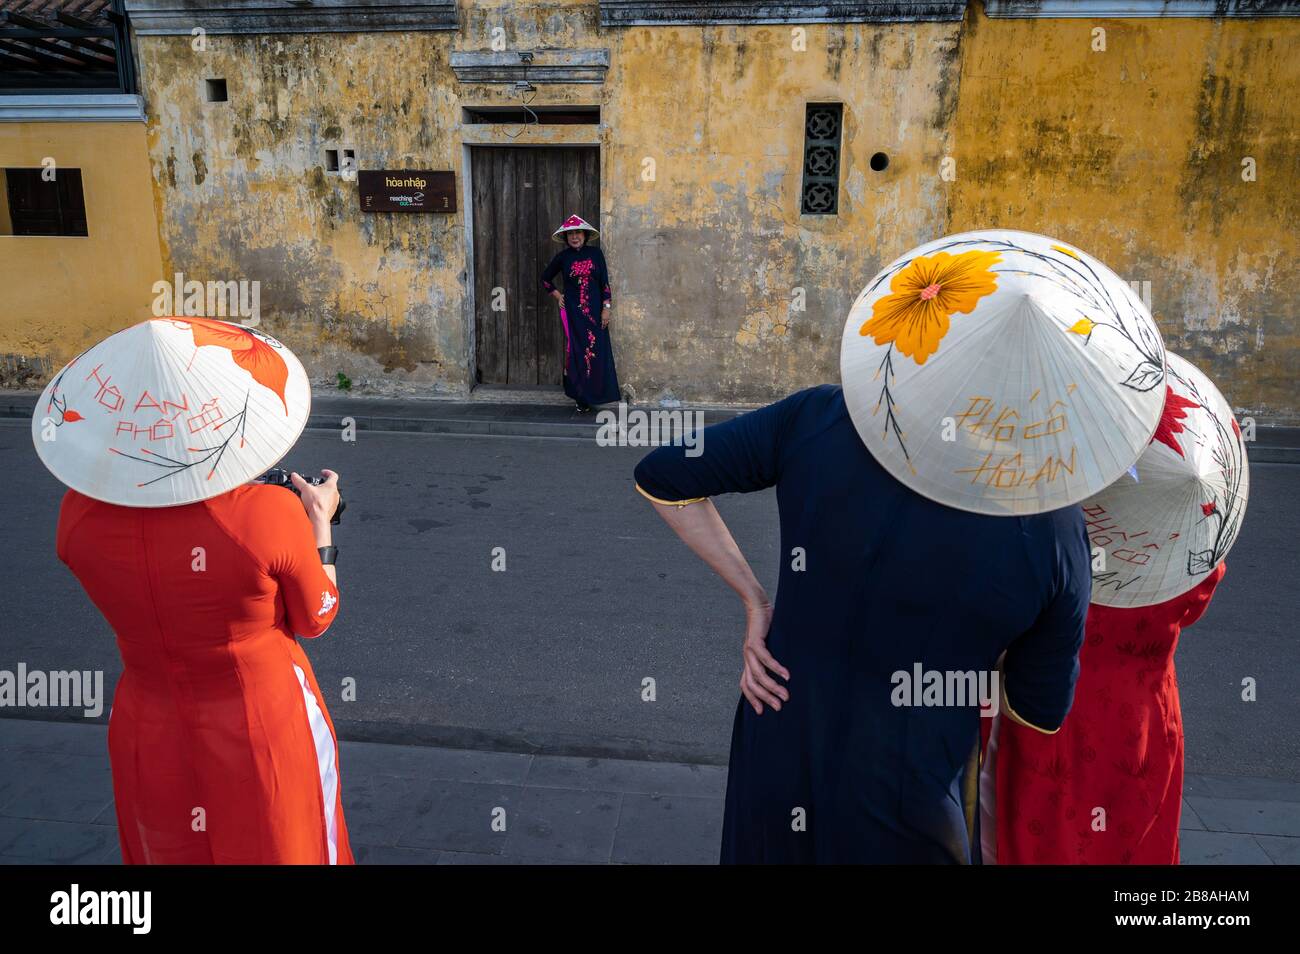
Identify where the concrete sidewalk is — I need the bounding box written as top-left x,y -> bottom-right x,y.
0,718 -> 1295,865
4,389 -> 1297,460
0,718 -> 725,865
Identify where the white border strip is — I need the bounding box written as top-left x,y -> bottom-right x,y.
294,663 -> 340,865
0,94 -> 146,123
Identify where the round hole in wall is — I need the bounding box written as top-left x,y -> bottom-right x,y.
869,152 -> 889,172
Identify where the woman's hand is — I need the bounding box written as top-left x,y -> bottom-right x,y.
740,599 -> 788,715
292,470 -> 339,584
552,290 -> 564,304
643,497 -> 789,715
601,304 -> 611,328
291,469 -> 340,536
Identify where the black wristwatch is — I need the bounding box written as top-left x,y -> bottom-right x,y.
318,546 -> 339,566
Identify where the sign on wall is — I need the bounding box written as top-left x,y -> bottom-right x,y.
357,170 -> 456,212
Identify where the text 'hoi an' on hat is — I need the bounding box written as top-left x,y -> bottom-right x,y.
32,317 -> 312,508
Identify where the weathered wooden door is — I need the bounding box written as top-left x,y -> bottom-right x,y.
471,146 -> 600,387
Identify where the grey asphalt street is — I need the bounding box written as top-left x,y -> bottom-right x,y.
1,418 -> 1297,779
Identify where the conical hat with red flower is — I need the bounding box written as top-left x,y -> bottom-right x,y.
1084,352 -> 1249,607
840,229 -> 1167,515
552,213 -> 599,243
31,318 -> 311,507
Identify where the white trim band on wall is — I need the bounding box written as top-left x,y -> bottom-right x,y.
449,50 -> 611,85
0,94 -> 147,123
124,0 -> 459,34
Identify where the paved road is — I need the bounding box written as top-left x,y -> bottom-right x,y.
1,418 -> 1297,778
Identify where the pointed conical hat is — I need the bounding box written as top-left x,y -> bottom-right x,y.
552,213 -> 599,243
31,318 -> 311,508
1086,352 -> 1249,607
840,229 -> 1167,516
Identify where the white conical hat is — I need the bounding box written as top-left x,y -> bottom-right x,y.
552,213 -> 599,243
840,229 -> 1167,516
31,318 -> 311,507
1086,352 -> 1249,607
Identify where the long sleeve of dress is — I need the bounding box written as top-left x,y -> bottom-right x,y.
633,388 -> 811,504
541,251 -> 564,293
595,248 -> 612,304
223,486 -> 341,639
272,511 -> 340,639
1000,510 -> 1091,733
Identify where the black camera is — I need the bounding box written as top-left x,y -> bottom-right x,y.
255,468 -> 346,524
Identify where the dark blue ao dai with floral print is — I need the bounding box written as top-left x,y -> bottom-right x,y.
542,245 -> 620,406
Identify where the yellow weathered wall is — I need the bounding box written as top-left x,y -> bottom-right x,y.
14,1 -> 1296,417
948,4 -> 1300,420
132,1 -> 964,401
0,122 -> 164,381
136,31 -> 466,392
600,20 -> 962,403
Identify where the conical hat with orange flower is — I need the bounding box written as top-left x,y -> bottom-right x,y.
1084,352 -> 1248,607
31,318 -> 311,507
840,229 -> 1167,516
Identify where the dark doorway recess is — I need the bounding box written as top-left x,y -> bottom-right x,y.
471,145 -> 600,388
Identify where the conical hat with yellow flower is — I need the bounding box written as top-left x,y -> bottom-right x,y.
31,317 -> 311,507
840,229 -> 1167,516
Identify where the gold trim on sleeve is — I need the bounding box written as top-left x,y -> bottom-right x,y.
635,483 -> 707,508
1001,683 -> 1061,735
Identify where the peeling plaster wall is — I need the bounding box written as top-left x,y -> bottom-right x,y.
24,0 -> 1294,418
137,31 -> 466,394
947,6 -> 1300,421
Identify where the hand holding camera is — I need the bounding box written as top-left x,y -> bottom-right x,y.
255,468 -> 345,525
292,469 -> 342,527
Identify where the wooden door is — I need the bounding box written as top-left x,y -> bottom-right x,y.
471,146 -> 600,387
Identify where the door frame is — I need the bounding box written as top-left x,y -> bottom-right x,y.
461,133 -> 602,396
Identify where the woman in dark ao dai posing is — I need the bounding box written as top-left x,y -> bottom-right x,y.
541,214 -> 620,411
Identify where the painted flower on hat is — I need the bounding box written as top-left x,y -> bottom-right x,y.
171,318 -> 290,414
859,249 -> 1002,364
1151,385 -> 1200,458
